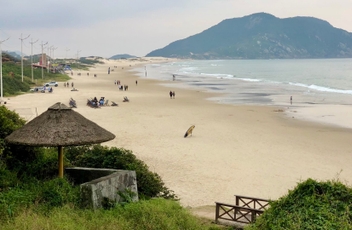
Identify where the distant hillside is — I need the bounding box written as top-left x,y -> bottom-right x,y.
4,51 -> 22,60
1,52 -> 20,62
146,12 -> 352,59
109,54 -> 137,60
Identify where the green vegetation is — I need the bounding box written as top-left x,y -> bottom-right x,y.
63,57 -> 104,70
246,178 -> 352,229
0,54 -> 70,96
65,145 -> 177,200
0,199 -> 228,230
0,53 -> 107,96
147,12 -> 352,59
0,106 -> 227,229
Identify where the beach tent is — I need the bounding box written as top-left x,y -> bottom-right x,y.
5,102 -> 115,178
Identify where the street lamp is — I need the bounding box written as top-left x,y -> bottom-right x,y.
65,48 -> 70,61
19,33 -> 30,82
30,38 -> 38,82
41,41 -> 48,79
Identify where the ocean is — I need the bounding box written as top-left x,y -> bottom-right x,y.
134,59 -> 352,107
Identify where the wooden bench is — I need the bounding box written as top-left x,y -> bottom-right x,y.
215,195 -> 270,225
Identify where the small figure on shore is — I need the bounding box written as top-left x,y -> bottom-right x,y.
173,75 -> 175,81
64,82 -> 66,87
290,96 -> 292,105
108,67 -> 110,74
136,80 -> 138,85
114,80 -> 117,85
72,82 -> 74,88
172,91 -> 175,99
169,91 -> 173,99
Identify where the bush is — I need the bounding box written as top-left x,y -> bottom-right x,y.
40,178 -> 80,208
246,178 -> 352,229
0,105 -> 27,173
65,145 -> 177,200
0,177 -> 80,222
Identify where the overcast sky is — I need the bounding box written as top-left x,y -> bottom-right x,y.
1,0 -> 352,58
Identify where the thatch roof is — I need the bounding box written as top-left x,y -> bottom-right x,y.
5,102 -> 115,147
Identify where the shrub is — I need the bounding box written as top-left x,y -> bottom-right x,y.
246,178 -> 352,229
40,178 -> 80,208
65,145 -> 177,200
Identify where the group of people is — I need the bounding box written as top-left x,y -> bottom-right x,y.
114,80 -> 129,91
43,86 -> 53,93
64,82 -> 74,88
91,97 -> 106,106
169,91 -> 175,99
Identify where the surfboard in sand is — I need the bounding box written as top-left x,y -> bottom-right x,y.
184,125 -> 195,138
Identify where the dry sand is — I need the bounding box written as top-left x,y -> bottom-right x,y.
4,58 -> 352,210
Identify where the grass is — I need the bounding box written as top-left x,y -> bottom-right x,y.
0,199 -> 229,230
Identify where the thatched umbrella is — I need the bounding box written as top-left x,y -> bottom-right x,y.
5,102 -> 115,178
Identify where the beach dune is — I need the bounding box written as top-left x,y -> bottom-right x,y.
5,58 -> 352,209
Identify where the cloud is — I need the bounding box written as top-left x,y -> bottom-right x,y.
0,0 -> 198,30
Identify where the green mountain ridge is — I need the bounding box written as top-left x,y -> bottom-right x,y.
109,54 -> 137,59
146,12 -> 352,59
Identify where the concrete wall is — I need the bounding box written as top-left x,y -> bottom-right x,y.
80,170 -> 138,209
65,167 -> 119,185
65,167 -> 138,209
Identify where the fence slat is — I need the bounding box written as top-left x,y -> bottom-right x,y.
215,195 -> 270,225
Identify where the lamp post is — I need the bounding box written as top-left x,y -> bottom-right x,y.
47,46 -> 51,74
40,41 -> 48,79
30,38 -> 38,82
19,33 -> 30,82
0,36 -> 10,103
65,48 -> 70,61
76,50 -> 81,61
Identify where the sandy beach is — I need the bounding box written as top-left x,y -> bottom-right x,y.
4,58 -> 352,210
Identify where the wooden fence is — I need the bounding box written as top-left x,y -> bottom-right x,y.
215,195 -> 270,225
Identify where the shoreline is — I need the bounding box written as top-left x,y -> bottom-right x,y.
138,62 -> 352,131
5,58 -> 352,208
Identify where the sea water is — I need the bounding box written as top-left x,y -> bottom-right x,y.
134,59 -> 352,107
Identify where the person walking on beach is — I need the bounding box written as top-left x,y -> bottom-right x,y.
169,91 -> 173,99
136,80 -> 138,85
290,96 -> 292,105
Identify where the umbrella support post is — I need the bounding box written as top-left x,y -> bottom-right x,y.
58,146 -> 64,178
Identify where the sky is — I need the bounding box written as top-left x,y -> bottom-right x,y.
1,0 -> 352,58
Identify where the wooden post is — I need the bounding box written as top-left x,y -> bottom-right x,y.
58,146 -> 63,178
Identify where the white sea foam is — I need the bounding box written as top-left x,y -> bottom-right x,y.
139,58 -> 352,106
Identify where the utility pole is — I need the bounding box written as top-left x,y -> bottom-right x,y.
52,46 -> 58,60
51,47 -> 58,73
40,41 -> 48,79
19,33 -> 30,82
65,48 -> 70,61
47,46 -> 52,73
29,38 -> 38,82
76,50 -> 81,61
0,36 -> 10,103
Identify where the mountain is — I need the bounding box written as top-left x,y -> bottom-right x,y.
4,51 -> 23,60
109,54 -> 137,60
146,13 -> 352,59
